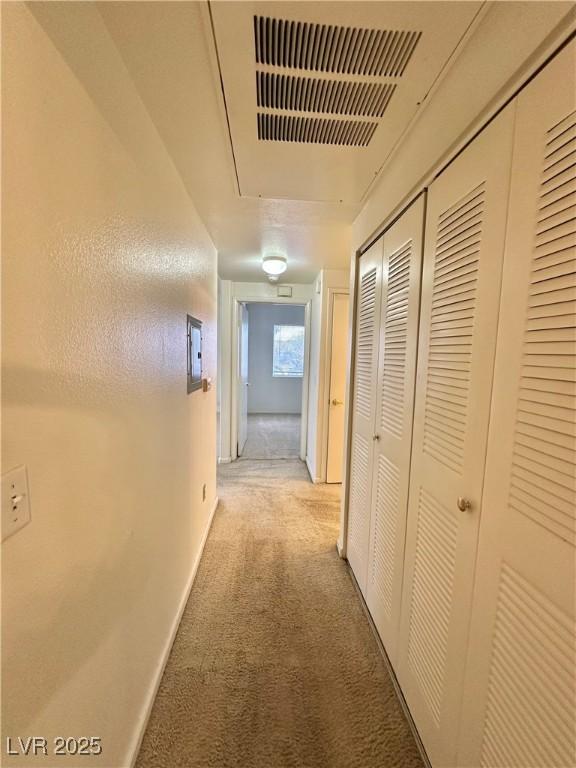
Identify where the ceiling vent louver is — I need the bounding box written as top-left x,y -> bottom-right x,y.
257,113 -> 378,147
256,72 -> 397,118
254,16 -> 421,77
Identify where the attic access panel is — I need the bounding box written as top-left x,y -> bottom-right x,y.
209,1 -> 482,203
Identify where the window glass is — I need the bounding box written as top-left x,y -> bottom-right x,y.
273,324 -> 305,377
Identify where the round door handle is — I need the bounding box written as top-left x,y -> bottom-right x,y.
372,434 -> 380,442
331,399 -> 343,405
457,497 -> 472,512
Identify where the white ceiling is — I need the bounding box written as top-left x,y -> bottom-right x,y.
98,1 -> 357,283
210,1 -> 481,203
95,1 -> 572,284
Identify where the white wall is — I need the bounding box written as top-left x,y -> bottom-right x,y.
2,5 -> 217,766
306,270 -> 350,482
247,303 -> 305,415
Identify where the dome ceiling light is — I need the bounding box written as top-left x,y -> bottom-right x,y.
262,254 -> 287,276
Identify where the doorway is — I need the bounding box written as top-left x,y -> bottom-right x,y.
236,302 -> 308,460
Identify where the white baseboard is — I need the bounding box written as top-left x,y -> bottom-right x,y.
126,495 -> 219,767
218,456 -> 232,464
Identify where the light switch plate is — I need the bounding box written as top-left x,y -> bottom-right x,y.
2,465 -> 31,541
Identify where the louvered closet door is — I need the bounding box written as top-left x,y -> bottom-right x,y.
366,196 -> 425,670
347,240 -> 383,594
396,106 -> 516,767
457,41 -> 576,768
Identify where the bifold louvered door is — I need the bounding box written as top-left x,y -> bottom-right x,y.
457,41 -> 576,768
396,106 -> 516,767
347,241 -> 383,593
365,196 -> 425,670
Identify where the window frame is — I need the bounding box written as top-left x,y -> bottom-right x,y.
272,323 -> 305,378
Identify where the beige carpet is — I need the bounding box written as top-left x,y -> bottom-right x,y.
242,414 -> 301,459
136,459 -> 424,768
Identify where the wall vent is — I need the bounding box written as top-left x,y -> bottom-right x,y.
256,72 -> 396,118
257,113 -> 378,147
254,16 -> 421,77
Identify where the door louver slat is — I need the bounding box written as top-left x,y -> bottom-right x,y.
370,455 -> 400,620
381,241 -> 412,438
509,110 -> 576,546
348,434 -> 371,571
480,565 -> 576,768
407,487 -> 457,725
355,267 -> 378,419
422,183 -> 485,472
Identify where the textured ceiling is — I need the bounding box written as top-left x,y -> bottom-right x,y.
92,1 -> 574,283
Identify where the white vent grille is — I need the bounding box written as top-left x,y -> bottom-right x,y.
381,240 -> 412,438
257,113 -> 377,146
254,16 -> 421,77
354,266 -> 378,418
480,564 -> 576,768
423,183 -> 485,473
509,110 -> 576,546
407,487 -> 457,724
256,72 -> 396,117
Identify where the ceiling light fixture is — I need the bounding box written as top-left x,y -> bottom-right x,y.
262,254 -> 287,276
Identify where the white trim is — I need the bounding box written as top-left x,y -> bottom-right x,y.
322,288 -> 350,484
218,456 -> 232,464
126,495 -> 219,768
305,456 -> 321,484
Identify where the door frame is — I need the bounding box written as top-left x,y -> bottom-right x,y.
230,296 -> 312,461
323,288 -> 350,483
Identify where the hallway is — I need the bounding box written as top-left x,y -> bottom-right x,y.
242,414 -> 301,460
136,460 -> 423,768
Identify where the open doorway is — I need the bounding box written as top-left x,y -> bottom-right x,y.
237,302 -> 307,460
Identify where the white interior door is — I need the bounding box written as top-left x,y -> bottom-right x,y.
366,195 -> 425,671
237,302 -> 249,455
347,240 -> 383,594
327,292 -> 350,483
458,41 -> 576,768
396,106 -> 516,767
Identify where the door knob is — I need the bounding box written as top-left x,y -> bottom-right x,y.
331,399 -> 343,405
457,497 -> 472,512
373,434 -> 380,442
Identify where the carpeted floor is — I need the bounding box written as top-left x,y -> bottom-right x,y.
242,414 -> 301,459
136,459 -> 424,768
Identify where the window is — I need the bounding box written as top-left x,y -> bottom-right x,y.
273,324 -> 305,377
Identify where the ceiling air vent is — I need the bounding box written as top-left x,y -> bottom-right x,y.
254,16 -> 421,77
257,113 -> 378,147
256,72 -> 396,118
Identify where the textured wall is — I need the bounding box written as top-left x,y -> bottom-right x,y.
1,4 -> 217,766
247,303 -> 305,414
